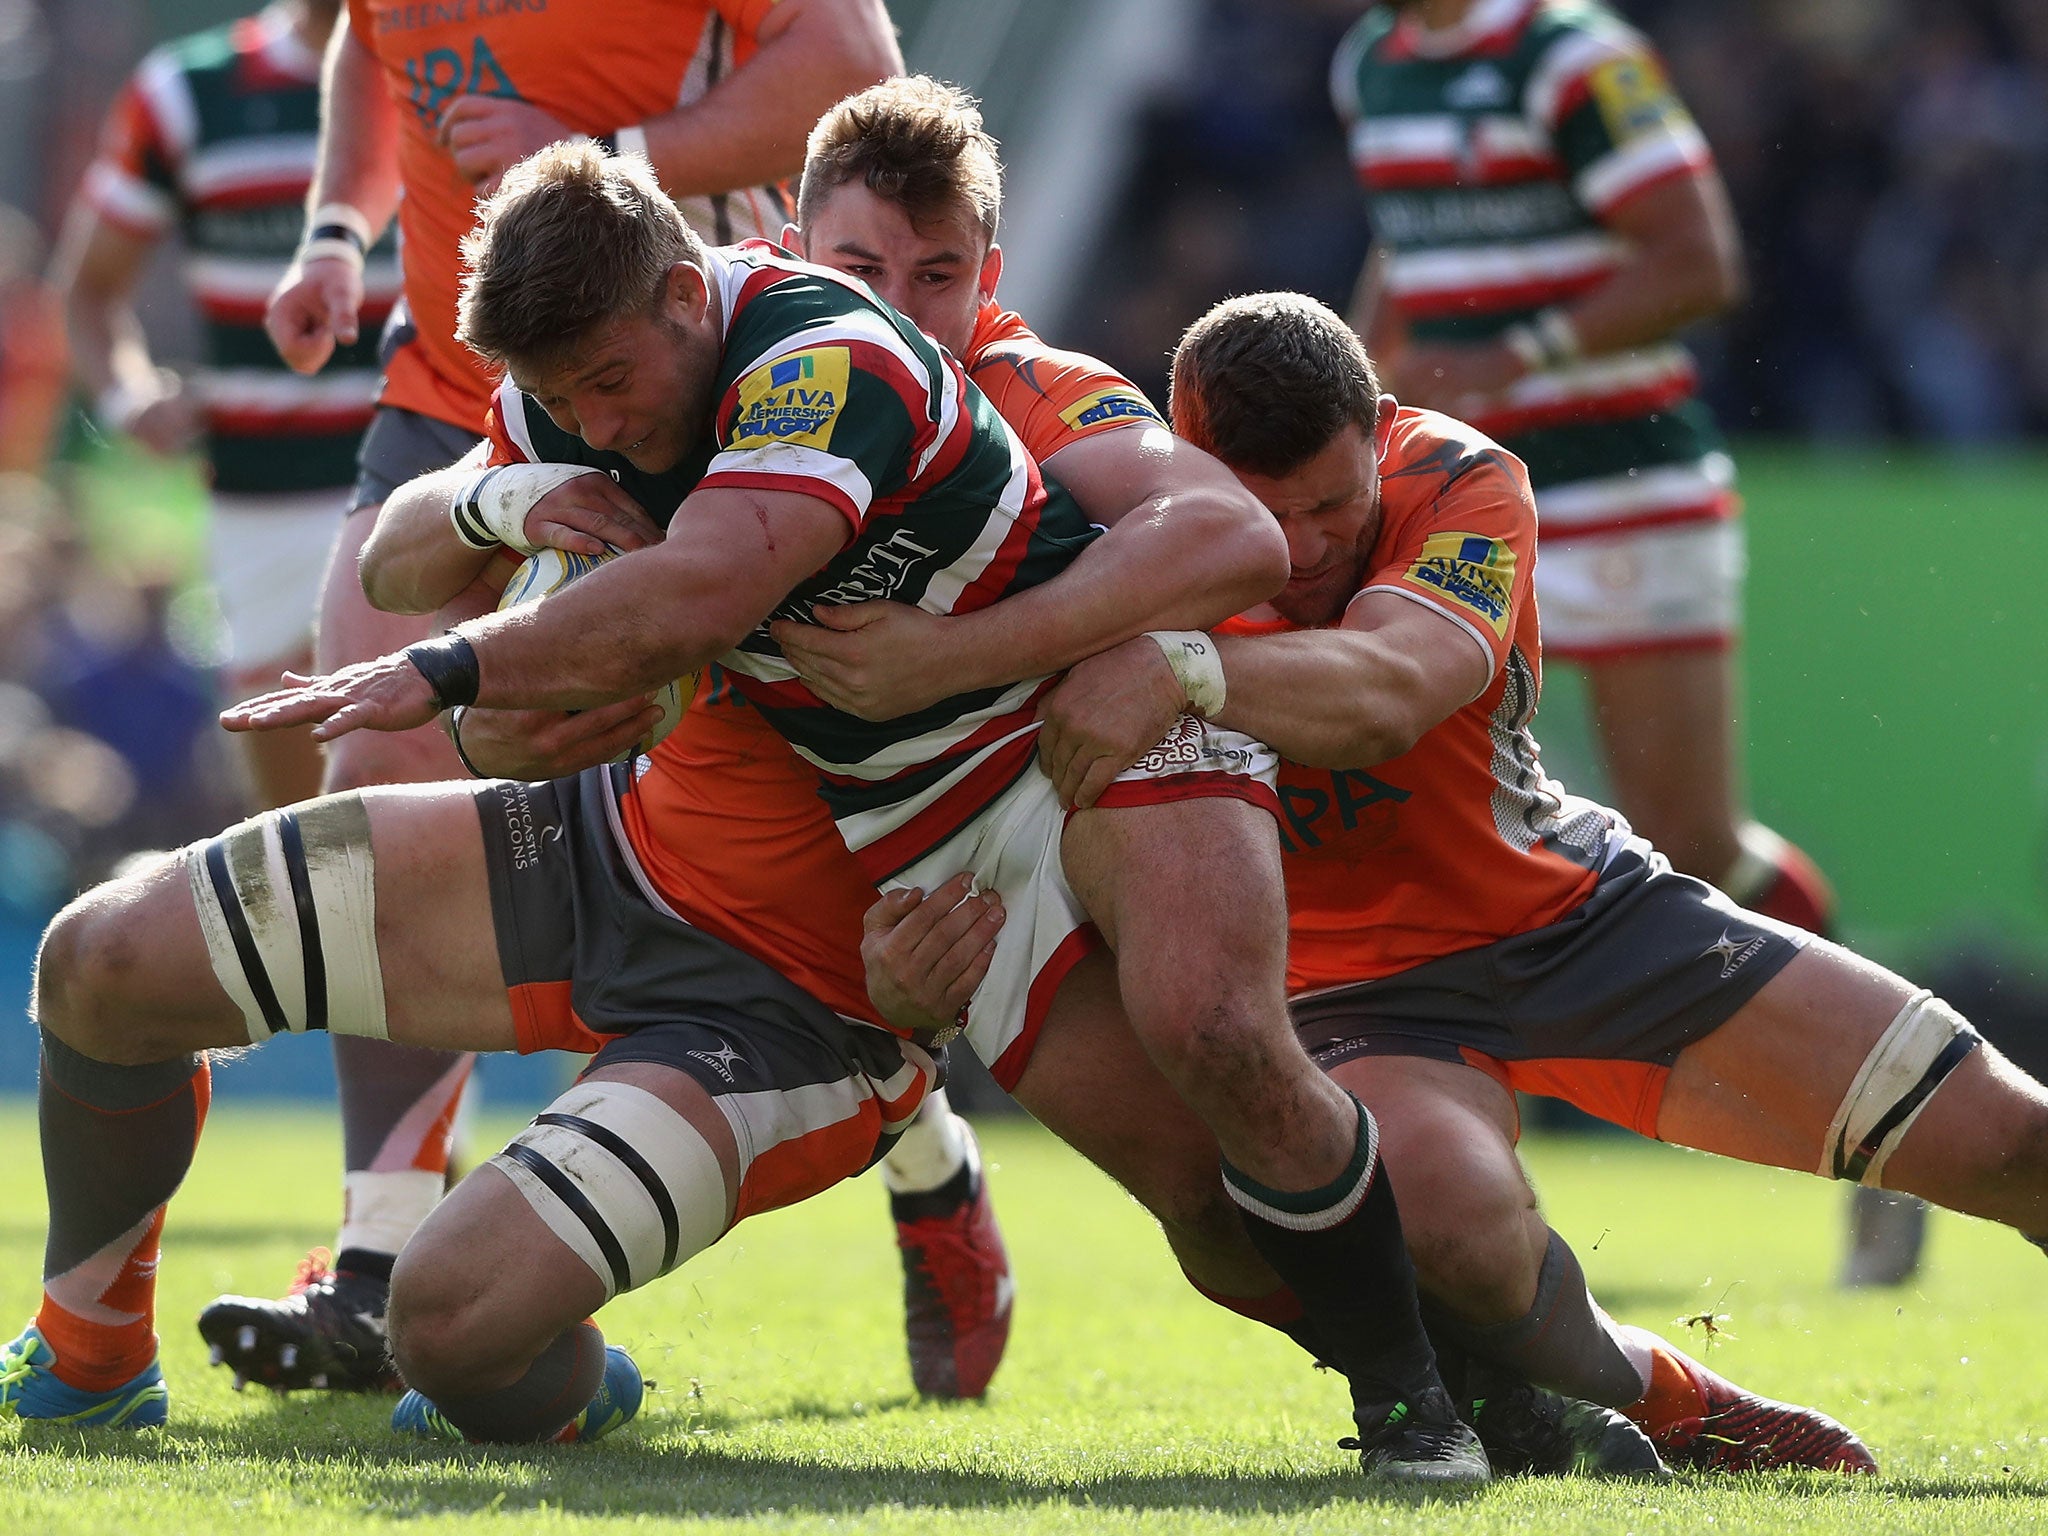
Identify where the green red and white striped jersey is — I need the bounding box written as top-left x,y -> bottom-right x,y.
1333,0 -> 1729,528
83,8 -> 399,494
483,242 -> 1098,880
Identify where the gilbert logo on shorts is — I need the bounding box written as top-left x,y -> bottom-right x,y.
1705,928 -> 1767,979
685,1041 -> 746,1084
1404,532 -> 1515,638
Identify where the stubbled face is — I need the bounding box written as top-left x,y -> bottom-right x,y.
513,266 -> 717,474
1230,410 -> 1397,627
790,182 -> 1000,358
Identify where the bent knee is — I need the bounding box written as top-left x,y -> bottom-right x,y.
1396,1176 -> 1544,1324
388,1255 -> 525,1398
34,878 -> 173,1062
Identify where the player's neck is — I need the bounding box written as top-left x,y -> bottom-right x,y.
1403,0 -> 1489,36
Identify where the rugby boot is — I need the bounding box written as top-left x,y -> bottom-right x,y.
1630,1337 -> 1877,1473
391,1345 -> 644,1444
1465,1370 -> 1669,1480
197,1247 -> 399,1392
892,1131 -> 1013,1398
1342,1386 -> 1491,1486
1840,1187 -> 1927,1288
0,1323 -> 167,1428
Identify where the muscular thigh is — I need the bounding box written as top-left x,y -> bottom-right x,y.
1657,940 -> 1914,1169
1584,647 -> 1741,876
315,507 -> 464,791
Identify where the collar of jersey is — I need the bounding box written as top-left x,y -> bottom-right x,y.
1398,0 -> 1534,59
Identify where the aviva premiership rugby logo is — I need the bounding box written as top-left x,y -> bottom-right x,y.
1404,532 -> 1515,639
1058,386 -> 1161,433
732,347 -> 850,449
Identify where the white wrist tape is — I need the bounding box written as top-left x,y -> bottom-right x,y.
449,462 -> 610,552
298,237 -> 365,272
312,203 -> 374,248
1147,630 -> 1226,718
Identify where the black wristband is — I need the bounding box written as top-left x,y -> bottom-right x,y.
306,221 -> 368,257
446,706 -> 487,778
404,634 -> 481,710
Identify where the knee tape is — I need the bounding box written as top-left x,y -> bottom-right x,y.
186,795 -> 385,1043
1821,990 -> 1981,1186
491,1080 -> 730,1301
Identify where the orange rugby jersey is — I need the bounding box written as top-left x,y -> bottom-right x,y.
1231,406 -> 1619,994
347,0 -> 791,431
602,303 -> 1160,1025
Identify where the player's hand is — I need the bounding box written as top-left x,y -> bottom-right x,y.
451,697 -> 662,778
860,874 -> 1004,1036
220,652 -> 441,741
265,256 -> 365,375
1036,638 -> 1187,811
122,388 -> 203,458
438,95 -> 579,196
1390,341 -> 1526,417
526,476 -> 663,556
771,602 -> 950,721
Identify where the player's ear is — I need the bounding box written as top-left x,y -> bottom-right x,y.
663,261 -> 712,324
1372,393 -> 1399,456
978,243 -> 1003,301
780,221 -> 806,258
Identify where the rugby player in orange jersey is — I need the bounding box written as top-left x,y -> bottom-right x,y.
877,292 -> 2048,1474
204,0 -> 903,1393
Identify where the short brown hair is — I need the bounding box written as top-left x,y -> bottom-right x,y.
798,75 -> 1003,240
1169,293 -> 1384,477
457,141 -> 706,373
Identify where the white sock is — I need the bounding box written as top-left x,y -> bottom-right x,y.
881,1090 -> 976,1195
336,1169 -> 443,1259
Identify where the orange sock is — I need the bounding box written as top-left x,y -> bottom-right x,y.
1621,1332 -> 1710,1433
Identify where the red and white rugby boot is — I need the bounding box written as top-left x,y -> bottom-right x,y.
1623,1328 -> 1877,1473
891,1124 -> 1013,1399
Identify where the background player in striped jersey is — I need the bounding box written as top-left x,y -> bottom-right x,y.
1331,3 -> 1832,933
53,0 -> 395,819
1327,0 -> 1914,1284
206,0 -> 912,1392
882,290 -> 2048,1472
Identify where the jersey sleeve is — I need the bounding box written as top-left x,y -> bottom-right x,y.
968,341 -> 1162,467
1353,431 -> 1536,680
715,0 -> 779,32
79,58 -> 185,238
482,381 -> 539,466
700,336 -> 921,535
1524,19 -> 1712,218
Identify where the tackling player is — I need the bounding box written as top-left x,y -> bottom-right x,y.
203,0 -> 914,1392
53,0 -> 391,816
895,291 -> 2048,1472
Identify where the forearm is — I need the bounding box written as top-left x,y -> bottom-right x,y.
1210,631 -> 1434,769
360,468 -> 498,614
937,492 -> 1287,693
639,0 -> 898,195
455,555 -> 739,710
309,22 -> 400,234
63,295 -> 151,403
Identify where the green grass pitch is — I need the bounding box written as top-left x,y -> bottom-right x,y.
3,1107 -> 2046,1533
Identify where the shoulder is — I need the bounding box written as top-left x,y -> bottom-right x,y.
1522,0 -> 1662,118
1330,10 -> 1397,118
968,316 -> 1162,447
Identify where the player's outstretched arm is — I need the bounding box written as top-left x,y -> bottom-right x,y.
226,485 -> 848,737
775,426 -> 1287,719
266,17 -> 399,374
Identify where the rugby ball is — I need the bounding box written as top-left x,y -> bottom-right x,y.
495,545 -> 696,759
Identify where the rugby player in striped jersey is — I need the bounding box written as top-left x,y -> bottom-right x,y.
9,143 -> 1478,1480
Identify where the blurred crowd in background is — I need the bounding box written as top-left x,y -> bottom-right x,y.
0,0 -> 2044,912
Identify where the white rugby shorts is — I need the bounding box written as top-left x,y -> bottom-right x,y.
208,489 -> 347,671
890,714 -> 1279,1090
1534,518 -> 1746,659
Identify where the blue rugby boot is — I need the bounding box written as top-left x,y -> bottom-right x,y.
392,1344 -> 643,1444
0,1324 -> 168,1428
